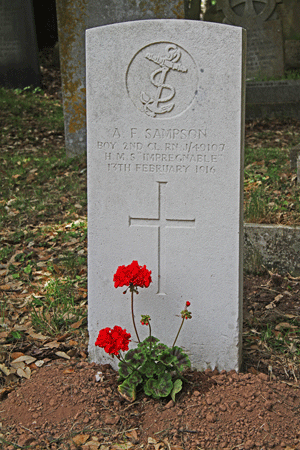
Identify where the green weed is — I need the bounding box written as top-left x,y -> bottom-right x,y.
30,277 -> 86,336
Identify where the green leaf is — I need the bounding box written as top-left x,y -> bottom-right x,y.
144,373 -> 173,399
171,379 -> 182,402
170,346 -> 191,371
127,371 -> 143,385
124,348 -> 146,367
118,361 -> 133,378
140,360 -> 157,378
158,349 -> 177,366
24,264 -> 32,274
118,379 -> 136,402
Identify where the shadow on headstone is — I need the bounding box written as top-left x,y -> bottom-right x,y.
0,0 -> 40,89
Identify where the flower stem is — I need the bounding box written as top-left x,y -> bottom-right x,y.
172,317 -> 184,347
149,322 -> 152,353
131,289 -> 140,343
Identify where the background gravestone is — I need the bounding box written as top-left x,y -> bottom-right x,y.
0,0 -> 40,89
216,0 -> 284,79
56,0 -> 185,157
87,19 -> 246,371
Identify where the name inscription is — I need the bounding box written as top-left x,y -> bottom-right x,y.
97,127 -> 226,174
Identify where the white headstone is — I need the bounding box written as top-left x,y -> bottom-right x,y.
87,20 -> 246,372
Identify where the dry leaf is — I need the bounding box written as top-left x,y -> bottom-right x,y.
111,443 -> 133,450
72,434 -> 90,446
12,355 -> 36,365
55,351 -> 70,360
44,341 -> 61,349
27,330 -> 48,341
0,364 -> 10,376
125,430 -> 138,443
71,317 -> 84,329
35,360 -> 45,368
11,361 -> 26,370
0,331 -> 9,339
275,322 -> 297,330
0,285 -> 11,291
63,368 -> 74,374
17,366 -> 31,379
82,441 -> 100,450
11,352 -> 24,360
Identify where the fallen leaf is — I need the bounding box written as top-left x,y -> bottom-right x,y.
82,441 -> 100,450
0,285 -> 11,291
275,322 -> 297,330
10,361 -> 26,370
35,360 -> 45,368
71,317 -> 84,329
0,331 -> 9,339
11,352 -> 25,361
72,434 -> 90,446
111,443 -> 133,450
55,351 -> 70,360
63,368 -> 74,374
12,355 -> 36,365
125,430 -> 138,443
0,364 -> 10,376
17,366 -> 31,379
27,330 -> 48,341
44,341 -> 61,349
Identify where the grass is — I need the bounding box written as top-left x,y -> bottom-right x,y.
30,277 -> 86,336
249,69 -> 300,82
0,86 -> 87,346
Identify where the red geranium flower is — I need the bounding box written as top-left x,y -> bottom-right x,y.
113,261 -> 152,289
95,326 -> 131,356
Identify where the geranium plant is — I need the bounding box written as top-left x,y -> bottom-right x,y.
95,260 -> 192,402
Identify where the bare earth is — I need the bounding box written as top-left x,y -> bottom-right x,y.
1,360 -> 300,450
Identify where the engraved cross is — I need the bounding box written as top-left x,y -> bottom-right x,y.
129,181 -> 195,295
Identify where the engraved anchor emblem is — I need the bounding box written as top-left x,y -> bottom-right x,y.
140,44 -> 188,118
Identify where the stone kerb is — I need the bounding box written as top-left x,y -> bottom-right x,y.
87,20 -> 246,372
244,223 -> 300,276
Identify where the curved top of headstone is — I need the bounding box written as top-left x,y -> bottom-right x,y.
217,0 -> 281,28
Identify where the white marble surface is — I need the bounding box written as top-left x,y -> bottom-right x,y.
87,19 -> 246,371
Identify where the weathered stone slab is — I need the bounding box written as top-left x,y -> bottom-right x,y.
246,20 -> 284,79
87,20 -> 246,371
244,223 -> 300,276
246,79 -> 300,120
0,0 -> 40,89
285,40 -> 300,70
290,144 -> 300,172
56,0 -> 185,157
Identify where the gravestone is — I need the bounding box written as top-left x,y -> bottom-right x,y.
290,144 -> 300,172
217,0 -> 284,79
56,0 -> 185,157
0,0 -> 40,89
87,19 -> 246,371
